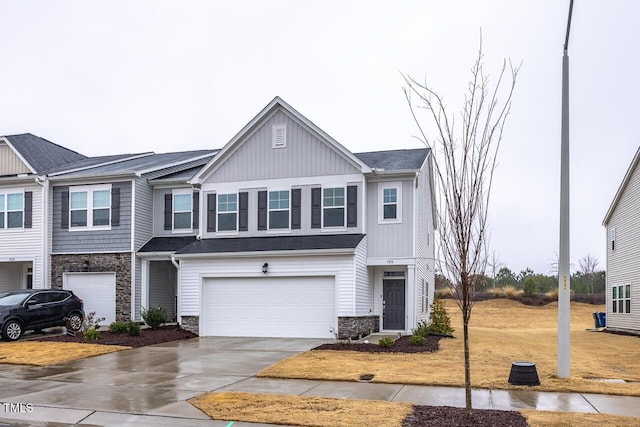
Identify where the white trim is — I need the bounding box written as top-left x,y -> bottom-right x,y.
0,137 -> 37,174
0,187 -> 26,230
48,153 -> 154,177
378,181 -> 402,224
135,152 -> 219,176
367,257 -> 416,266
172,188 -> 193,233
175,247 -> 357,260
201,174 -> 363,194
68,183 -> 112,231
141,258 -> 149,311
321,186 -> 346,229
267,189 -> 291,231
216,192 -> 238,232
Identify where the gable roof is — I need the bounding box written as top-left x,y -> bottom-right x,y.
3,133 -> 87,174
603,146 -> 640,225
190,97 -> 371,184
355,148 -> 429,171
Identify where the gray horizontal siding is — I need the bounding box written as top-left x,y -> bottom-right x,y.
134,177 -> 154,250
52,182 -> 132,253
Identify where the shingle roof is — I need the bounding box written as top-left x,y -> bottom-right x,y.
355,148 -> 429,171
138,236 -> 198,253
4,133 -> 87,173
176,234 -> 365,255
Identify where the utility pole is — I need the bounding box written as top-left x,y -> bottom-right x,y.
558,0 -> 574,379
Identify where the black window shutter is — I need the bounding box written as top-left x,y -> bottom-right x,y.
61,190 -> 69,229
164,194 -> 172,230
24,191 -> 32,228
207,193 -> 216,232
239,192 -> 248,231
192,192 -> 199,229
291,188 -> 301,229
347,185 -> 358,227
111,187 -> 120,227
311,187 -> 321,228
257,191 -> 267,230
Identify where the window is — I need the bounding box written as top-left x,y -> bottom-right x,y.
173,191 -> 192,230
70,185 -> 111,229
613,284 -> 631,314
379,182 -> 402,224
269,190 -> 289,229
323,187 -> 345,227
217,193 -> 237,231
611,228 -> 616,251
0,192 -> 24,229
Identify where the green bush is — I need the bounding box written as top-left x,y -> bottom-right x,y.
108,321 -> 129,334
378,337 -> 394,348
127,321 -> 141,336
141,306 -> 167,330
523,276 -> 538,298
411,320 -> 430,337
409,334 -> 426,345
83,328 -> 101,341
426,299 -> 455,335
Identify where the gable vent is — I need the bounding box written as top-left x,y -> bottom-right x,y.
272,124 -> 286,149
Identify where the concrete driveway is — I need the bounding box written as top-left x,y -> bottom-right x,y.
0,336 -> 329,426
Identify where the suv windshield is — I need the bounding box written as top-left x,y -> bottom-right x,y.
0,292 -> 31,306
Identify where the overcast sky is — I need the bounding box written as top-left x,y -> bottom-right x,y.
1,1 -> 638,275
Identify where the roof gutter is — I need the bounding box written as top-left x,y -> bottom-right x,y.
173,247 -> 357,260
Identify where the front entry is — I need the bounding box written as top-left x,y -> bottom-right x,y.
383,279 -> 405,330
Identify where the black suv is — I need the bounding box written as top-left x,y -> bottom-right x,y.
0,289 -> 84,341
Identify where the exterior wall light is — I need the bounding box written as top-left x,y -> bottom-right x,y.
262,263 -> 269,274
82,260 -> 90,272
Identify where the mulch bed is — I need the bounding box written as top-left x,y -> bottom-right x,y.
403,406 -> 528,427
312,335 -> 444,353
34,325 -> 197,348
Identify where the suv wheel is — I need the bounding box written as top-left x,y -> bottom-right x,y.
2,320 -> 23,341
66,312 -> 83,332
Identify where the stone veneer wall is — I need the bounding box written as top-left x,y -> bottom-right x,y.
50,253 -> 132,322
181,316 -> 199,335
338,315 -> 380,340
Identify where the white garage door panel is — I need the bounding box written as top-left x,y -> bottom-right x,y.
203,276 -> 334,338
64,273 -> 116,324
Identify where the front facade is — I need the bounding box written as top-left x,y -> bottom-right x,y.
603,146 -> 640,333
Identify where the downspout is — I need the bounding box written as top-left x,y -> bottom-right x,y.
35,176 -> 47,289
171,254 -> 181,326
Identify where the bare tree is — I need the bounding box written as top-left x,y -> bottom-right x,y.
403,39 -> 519,415
578,254 -> 599,294
487,250 -> 503,289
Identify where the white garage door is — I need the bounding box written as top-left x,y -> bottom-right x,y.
64,273 -> 116,324
202,276 -> 335,338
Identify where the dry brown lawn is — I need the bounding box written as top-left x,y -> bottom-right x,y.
189,391 -> 413,427
259,299 -> 640,396
0,341 -> 131,366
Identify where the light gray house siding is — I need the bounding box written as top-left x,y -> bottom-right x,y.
415,158 -> 435,322
605,156 -> 640,332
209,109 -> 362,182
134,177 -> 154,250
52,182 -> 132,253
152,187 -> 198,237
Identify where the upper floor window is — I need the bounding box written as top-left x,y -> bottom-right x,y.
379,182 -> 402,224
217,193 -> 238,231
70,184 -> 111,229
0,192 -> 23,229
323,187 -> 345,227
612,284 -> 630,314
173,190 -> 192,230
269,190 -> 289,229
610,228 -> 616,251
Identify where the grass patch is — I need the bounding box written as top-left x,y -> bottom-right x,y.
522,409 -> 640,426
259,299 -> 640,396
0,341 -> 131,366
189,391 -> 412,427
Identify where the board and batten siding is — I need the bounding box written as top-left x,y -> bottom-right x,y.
0,182 -> 43,289
206,109 -> 361,183
606,159 -> 640,331
52,182 -> 132,253
179,254 -> 357,318
366,179 -> 414,258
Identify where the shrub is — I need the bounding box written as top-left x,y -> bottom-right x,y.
489,287 -> 504,298
409,334 -> 425,345
502,286 -> 522,299
83,328 -> 101,341
141,306 -> 167,330
109,321 -> 129,334
81,311 -> 106,332
546,287 -> 575,301
411,320 -> 430,337
435,287 -> 454,299
378,337 -> 394,347
523,277 -> 538,298
127,321 -> 141,336
426,299 -> 455,335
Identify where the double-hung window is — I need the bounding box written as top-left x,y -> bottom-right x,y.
0,192 -> 24,229
269,190 -> 289,229
379,182 -> 402,224
217,193 -> 237,231
323,187 -> 345,227
173,191 -> 192,231
612,284 -> 631,314
70,185 -> 111,229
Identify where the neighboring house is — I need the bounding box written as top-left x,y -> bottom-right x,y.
169,97 -> 436,339
0,134 -> 86,294
46,150 -> 216,324
603,146 -> 640,333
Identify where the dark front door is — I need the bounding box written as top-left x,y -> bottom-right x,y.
383,279 -> 405,330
